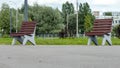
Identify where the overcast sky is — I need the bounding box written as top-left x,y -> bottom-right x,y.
0,0 -> 120,12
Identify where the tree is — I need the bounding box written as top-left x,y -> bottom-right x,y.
0,3 -> 24,36
68,14 -> 76,37
0,3 -> 10,34
78,2 -> 94,34
26,3 -> 64,34
62,1 -> 74,17
112,25 -> 120,38
104,12 -> 112,16
62,1 -> 74,37
84,14 -> 93,32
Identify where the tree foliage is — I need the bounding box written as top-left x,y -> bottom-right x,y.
68,14 -> 76,37
84,14 -> 93,32
62,1 -> 74,37
62,1 -> 74,27
0,3 -> 10,34
27,3 -> 64,34
0,3 -> 24,36
62,1 -> 74,16
112,25 -> 120,38
79,2 -> 94,33
104,12 -> 112,16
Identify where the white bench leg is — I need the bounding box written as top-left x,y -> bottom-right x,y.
102,33 -> 112,46
88,37 -> 91,46
12,37 -> 23,45
88,36 -> 98,46
29,38 -> 36,45
102,36 -> 106,46
106,36 -> 112,46
23,38 -> 28,45
12,38 -> 16,45
22,35 -> 36,46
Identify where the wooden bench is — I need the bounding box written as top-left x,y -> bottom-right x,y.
10,21 -> 36,45
85,19 -> 113,46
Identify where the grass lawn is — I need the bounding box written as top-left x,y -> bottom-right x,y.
0,37 -> 120,45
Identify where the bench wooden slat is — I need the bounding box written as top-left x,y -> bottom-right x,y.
93,25 -> 111,28
94,22 -> 112,25
21,24 -> 36,26
95,19 -> 113,22
93,28 -> 111,30
10,32 -> 33,36
86,32 -> 105,36
94,21 -> 112,23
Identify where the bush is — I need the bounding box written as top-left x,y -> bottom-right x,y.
2,34 -> 10,38
113,25 -> 120,38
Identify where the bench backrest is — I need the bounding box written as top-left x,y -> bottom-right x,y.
92,19 -> 113,33
85,19 -> 113,36
20,21 -> 36,35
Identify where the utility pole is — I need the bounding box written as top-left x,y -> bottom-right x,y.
16,9 -> 18,32
66,14 -> 69,37
76,0 -> 79,38
24,0 -> 28,21
10,8 -> 12,34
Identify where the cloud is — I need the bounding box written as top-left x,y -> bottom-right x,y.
28,0 -> 77,11
89,0 -> 120,11
29,0 -> 65,5
92,0 -> 117,5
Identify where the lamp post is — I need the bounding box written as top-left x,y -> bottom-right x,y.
24,0 -> 28,21
66,13 -> 69,37
76,0 -> 79,38
10,8 -> 12,34
16,9 -> 18,33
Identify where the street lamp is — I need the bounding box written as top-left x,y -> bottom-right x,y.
24,0 -> 28,21
9,1 -> 18,33
66,13 -> 69,37
76,0 -> 79,38
10,8 -> 12,34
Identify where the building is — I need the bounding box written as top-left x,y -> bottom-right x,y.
92,11 -> 100,18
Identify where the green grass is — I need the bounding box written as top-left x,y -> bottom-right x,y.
36,38 -> 87,45
0,37 -> 120,45
111,38 -> 120,45
0,38 -> 12,45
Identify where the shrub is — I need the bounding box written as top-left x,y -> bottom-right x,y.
113,25 -> 120,38
2,34 -> 10,38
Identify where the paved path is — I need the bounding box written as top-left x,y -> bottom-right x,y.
0,45 -> 120,68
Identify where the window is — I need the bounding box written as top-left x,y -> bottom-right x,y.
113,21 -> 114,24
116,20 -> 117,23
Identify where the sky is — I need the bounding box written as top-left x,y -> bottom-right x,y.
0,0 -> 120,12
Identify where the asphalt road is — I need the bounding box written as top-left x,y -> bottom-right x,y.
0,45 -> 120,68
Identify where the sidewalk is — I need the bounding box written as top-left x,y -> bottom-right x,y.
0,45 -> 120,68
